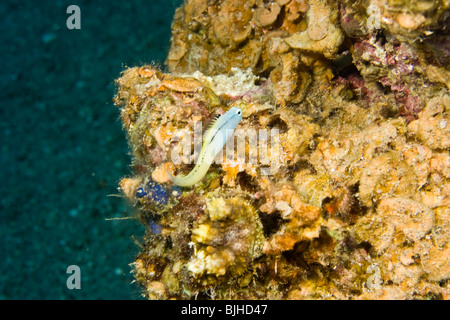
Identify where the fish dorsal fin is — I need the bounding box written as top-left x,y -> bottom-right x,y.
203,113 -> 222,144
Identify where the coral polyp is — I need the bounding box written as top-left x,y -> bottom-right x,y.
187,196 -> 264,282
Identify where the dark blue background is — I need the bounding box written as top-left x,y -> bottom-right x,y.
0,0 -> 183,299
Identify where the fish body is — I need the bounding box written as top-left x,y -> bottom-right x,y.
169,107 -> 243,186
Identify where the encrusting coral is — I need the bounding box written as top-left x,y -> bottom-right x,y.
114,0 -> 449,299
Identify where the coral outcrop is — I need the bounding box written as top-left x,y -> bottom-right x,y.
115,0 -> 449,299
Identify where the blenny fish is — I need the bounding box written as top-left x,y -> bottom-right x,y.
169,107 -> 243,186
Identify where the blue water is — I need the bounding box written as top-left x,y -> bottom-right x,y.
0,0 -> 183,299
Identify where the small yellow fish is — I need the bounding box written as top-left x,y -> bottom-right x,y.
169,107 -> 243,187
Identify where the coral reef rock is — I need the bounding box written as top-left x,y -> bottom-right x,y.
114,0 -> 450,299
